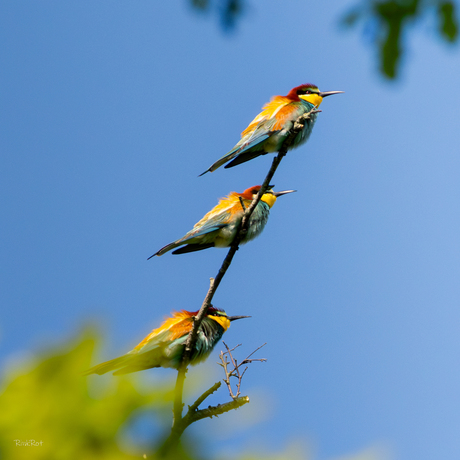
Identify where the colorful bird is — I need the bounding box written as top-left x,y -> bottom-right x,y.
200,84 -> 343,174
84,308 -> 250,375
148,185 -> 295,257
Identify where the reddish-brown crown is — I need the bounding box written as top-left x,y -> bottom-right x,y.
188,307 -> 224,316
240,185 -> 262,199
285,83 -> 318,101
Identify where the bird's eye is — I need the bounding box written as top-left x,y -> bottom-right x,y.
297,89 -> 312,95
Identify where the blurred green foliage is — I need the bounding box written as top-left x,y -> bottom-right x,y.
0,329 -> 178,459
342,0 -> 458,78
189,0 -> 459,79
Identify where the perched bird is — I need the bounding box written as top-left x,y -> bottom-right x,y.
149,185 -> 295,257
200,83 -> 343,174
84,308 -> 249,375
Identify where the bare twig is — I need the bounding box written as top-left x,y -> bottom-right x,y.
239,196 -> 246,211
219,350 -> 234,399
222,343 -> 242,354
239,342 -> 268,365
220,342 -> 267,399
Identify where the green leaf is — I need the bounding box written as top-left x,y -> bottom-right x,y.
438,1 -> 459,42
374,0 -> 418,78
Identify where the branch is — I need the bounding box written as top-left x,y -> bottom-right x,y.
159,380 -> 248,456
167,107 -> 319,450
181,107 -> 320,365
187,396 -> 249,423
188,381 -> 221,413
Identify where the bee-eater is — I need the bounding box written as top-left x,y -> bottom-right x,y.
84,308 -> 250,375
200,84 -> 343,174
149,185 -> 295,257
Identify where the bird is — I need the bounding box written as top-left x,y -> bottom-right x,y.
84,308 -> 250,375
148,185 -> 295,257
200,83 -> 343,174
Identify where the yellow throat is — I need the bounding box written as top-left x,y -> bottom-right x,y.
208,315 -> 231,331
261,193 -> 277,208
299,93 -> 323,108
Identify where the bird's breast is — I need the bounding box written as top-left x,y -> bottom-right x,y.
213,219 -> 241,247
190,322 -> 225,365
243,202 -> 270,242
290,103 -> 318,148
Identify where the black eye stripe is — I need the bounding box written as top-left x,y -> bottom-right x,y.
297,89 -> 317,95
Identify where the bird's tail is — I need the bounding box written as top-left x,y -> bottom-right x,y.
199,148 -> 241,176
171,243 -> 214,254
147,241 -> 182,259
224,149 -> 266,168
82,355 -> 130,376
199,133 -> 270,175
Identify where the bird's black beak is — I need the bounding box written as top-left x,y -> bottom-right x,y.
319,90 -> 344,98
228,315 -> 251,321
274,190 -> 296,197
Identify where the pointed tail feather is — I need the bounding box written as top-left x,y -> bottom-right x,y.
113,363 -> 160,375
199,151 -> 240,175
224,149 -> 267,168
171,243 -> 215,255
200,133 -> 271,175
148,241 -> 182,259
82,355 -> 131,376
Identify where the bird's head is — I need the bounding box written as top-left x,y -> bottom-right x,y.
240,185 -> 296,208
204,307 -> 250,331
286,84 -> 343,108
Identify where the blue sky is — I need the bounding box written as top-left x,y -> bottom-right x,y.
1,1 -> 460,459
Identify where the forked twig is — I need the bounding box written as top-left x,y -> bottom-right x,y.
219,342 -> 267,399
